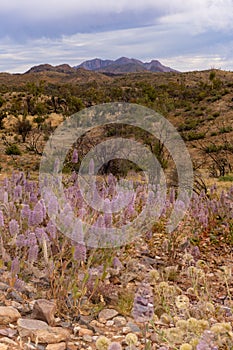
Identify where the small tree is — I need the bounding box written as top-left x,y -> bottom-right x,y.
15,116 -> 32,143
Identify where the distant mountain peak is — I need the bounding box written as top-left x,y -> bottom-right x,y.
75,57 -> 178,73
25,63 -> 75,74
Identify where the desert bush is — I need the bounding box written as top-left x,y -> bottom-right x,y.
219,126 -> 233,134
15,116 -> 32,142
177,120 -> 199,132
182,132 -> 205,141
5,144 -> 21,155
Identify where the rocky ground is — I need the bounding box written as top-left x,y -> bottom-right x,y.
0,231 -> 233,350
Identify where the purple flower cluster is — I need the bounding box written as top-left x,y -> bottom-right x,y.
196,330 -> 218,350
132,282 -> 154,323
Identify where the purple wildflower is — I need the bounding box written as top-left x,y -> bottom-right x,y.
21,204 -> 30,220
72,149 -> 78,163
9,219 -> 19,237
0,210 -> 4,227
14,278 -> 26,292
30,192 -> 38,203
46,220 -> 57,239
35,227 -> 48,244
132,282 -> 154,323
73,243 -> 86,262
11,257 -> 20,276
48,195 -> 59,217
25,232 -> 37,246
27,244 -> 39,264
3,191 -> 8,203
108,342 -> 122,350
16,234 -> 26,248
13,185 -> 23,201
196,330 -> 218,350
31,201 -> 44,225
27,210 -> 34,227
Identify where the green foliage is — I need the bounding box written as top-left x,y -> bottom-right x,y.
67,96 -> 84,113
209,70 -> 216,81
210,131 -> 218,136
218,174 -> 233,182
204,142 -> 233,153
33,115 -> 46,125
116,290 -> 134,316
5,144 -> 21,155
182,131 -> 205,141
212,112 -> 220,118
34,102 -> 47,115
204,144 -> 223,153
219,126 -> 233,134
177,120 -> 199,132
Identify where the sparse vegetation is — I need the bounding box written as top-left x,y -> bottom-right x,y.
5,143 -> 21,155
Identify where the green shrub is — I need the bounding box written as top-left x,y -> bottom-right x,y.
211,95 -> 221,102
177,120 -> 199,132
182,132 -> 205,141
219,126 -> 233,134
219,175 -> 233,182
204,144 -> 222,153
210,131 -> 218,136
5,144 -> 21,155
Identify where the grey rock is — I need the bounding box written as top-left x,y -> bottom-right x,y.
0,282 -> 9,291
126,322 -> 141,333
98,309 -> 118,322
6,290 -> 23,303
113,316 -> 127,327
83,335 -> 93,343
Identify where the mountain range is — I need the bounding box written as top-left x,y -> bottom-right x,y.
75,57 -> 178,73
26,57 -> 177,75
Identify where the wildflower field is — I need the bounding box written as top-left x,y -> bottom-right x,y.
0,167 -> 233,349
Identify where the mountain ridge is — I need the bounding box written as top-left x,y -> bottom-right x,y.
25,57 -> 178,75
75,57 -> 178,73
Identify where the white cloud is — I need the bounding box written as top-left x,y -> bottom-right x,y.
159,0 -> 233,33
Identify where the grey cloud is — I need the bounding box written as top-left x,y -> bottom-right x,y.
0,8 -> 162,41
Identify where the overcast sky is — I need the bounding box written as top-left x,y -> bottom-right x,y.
1,0 -> 233,73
